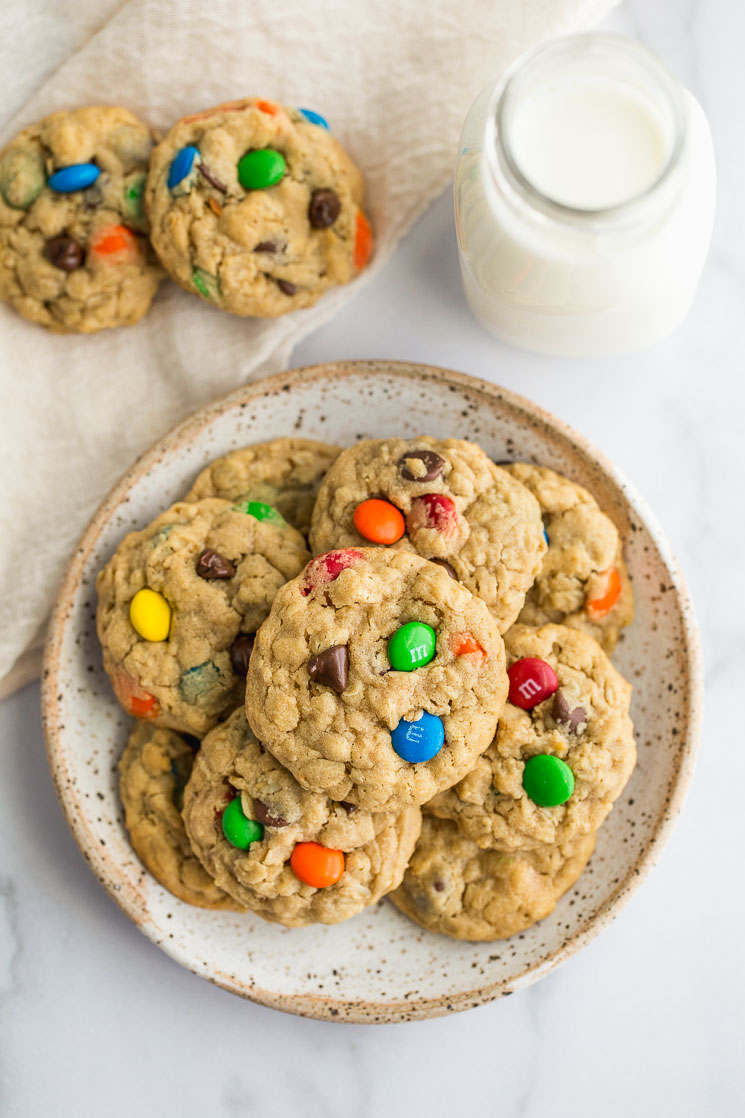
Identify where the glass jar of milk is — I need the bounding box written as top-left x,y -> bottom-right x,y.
455,34 -> 716,356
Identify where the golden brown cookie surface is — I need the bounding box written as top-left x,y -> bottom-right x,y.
97,497 -> 310,736
389,813 -> 595,941
428,623 -> 636,851
145,98 -> 371,317
310,438 -> 546,633
119,721 -> 242,910
245,547 -> 507,812
0,106 -> 163,332
183,708 -> 421,926
506,464 -> 634,651
185,437 -> 341,536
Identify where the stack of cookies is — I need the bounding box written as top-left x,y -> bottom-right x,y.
97,435 -> 636,938
0,99 -> 371,332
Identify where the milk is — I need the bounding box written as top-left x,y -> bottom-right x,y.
454,35 -> 716,357
508,77 -> 670,211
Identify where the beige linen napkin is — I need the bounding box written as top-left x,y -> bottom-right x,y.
0,0 -> 616,698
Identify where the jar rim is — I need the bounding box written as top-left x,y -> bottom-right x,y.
486,33 -> 687,229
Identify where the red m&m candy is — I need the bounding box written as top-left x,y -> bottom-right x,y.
507,657 -> 558,710
301,549 -> 364,596
407,493 -> 457,535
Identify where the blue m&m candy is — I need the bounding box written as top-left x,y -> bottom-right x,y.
298,108 -> 330,130
48,163 -> 100,193
543,526 -> 549,546
391,711 -> 444,763
167,145 -> 201,193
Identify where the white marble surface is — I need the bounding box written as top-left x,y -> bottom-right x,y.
2,3 -> 744,1115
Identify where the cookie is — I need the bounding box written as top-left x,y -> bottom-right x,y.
389,813 -> 596,940
119,721 -> 242,909
244,547 -> 507,811
185,437 -> 341,536
506,463 -> 634,651
145,98 -> 372,317
0,106 -> 164,332
182,708 -> 421,926
309,437 -> 546,634
97,497 -> 310,736
428,623 -> 636,851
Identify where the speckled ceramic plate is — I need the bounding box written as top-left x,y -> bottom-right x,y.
41,360 -> 702,1023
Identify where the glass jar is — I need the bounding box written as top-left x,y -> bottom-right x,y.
454,34 -> 716,357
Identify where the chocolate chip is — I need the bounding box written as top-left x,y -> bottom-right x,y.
340,801 -> 357,814
308,644 -> 348,693
253,240 -> 278,253
433,879 -> 445,892
430,558 -> 457,580
552,690 -> 571,724
44,236 -> 84,272
567,705 -> 587,733
198,162 -> 227,193
399,450 -> 446,482
552,690 -> 587,734
253,799 -> 289,828
229,633 -> 255,677
276,279 -> 297,295
196,548 -> 235,580
308,188 -> 341,229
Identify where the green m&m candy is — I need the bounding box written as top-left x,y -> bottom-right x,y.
522,754 -> 575,807
388,621 -> 436,672
122,171 -> 146,223
222,797 -> 264,850
233,500 -> 286,525
192,267 -> 221,302
237,148 -> 286,190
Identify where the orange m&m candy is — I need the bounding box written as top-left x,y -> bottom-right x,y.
354,211 -> 373,269
89,224 -> 140,261
112,669 -> 159,719
256,100 -> 280,116
290,842 -> 345,888
586,565 -> 622,618
449,631 -> 487,661
353,498 -> 405,544
130,691 -> 159,717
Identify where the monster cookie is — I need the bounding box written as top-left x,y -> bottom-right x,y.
182,708 -> 421,926
310,438 -> 547,633
506,464 -> 634,651
389,813 -> 596,940
145,98 -> 372,316
244,547 -> 508,811
0,106 -> 164,332
97,497 -> 310,736
185,437 -> 341,536
119,721 -> 242,909
428,623 -> 636,851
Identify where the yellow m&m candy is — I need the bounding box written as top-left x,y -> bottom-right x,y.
129,588 -> 171,642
